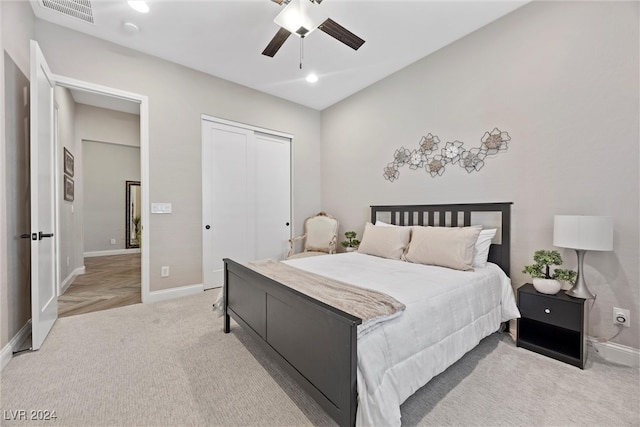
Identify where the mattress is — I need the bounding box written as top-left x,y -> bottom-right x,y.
284,252 -> 520,427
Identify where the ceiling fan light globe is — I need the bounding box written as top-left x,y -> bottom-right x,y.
274,0 -> 327,38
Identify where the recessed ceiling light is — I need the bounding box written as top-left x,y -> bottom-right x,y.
306,73 -> 319,83
128,1 -> 149,13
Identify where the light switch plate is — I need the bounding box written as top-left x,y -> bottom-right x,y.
151,203 -> 172,214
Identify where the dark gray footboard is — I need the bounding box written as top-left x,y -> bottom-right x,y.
223,258 -> 361,427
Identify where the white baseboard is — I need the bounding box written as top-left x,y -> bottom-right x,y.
84,248 -> 141,258
0,320 -> 32,371
589,337 -> 640,368
60,266 -> 86,294
144,283 -> 203,304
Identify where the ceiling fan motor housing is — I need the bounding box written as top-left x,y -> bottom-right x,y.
263,0 -> 364,57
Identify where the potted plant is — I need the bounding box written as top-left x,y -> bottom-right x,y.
341,231 -> 361,252
522,250 -> 577,294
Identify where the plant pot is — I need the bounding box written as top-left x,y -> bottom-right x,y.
532,278 -> 561,295
345,247 -> 357,252
559,280 -> 572,291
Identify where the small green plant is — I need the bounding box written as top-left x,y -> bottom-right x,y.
132,215 -> 141,244
553,268 -> 577,285
341,231 -> 361,248
522,249 -> 576,284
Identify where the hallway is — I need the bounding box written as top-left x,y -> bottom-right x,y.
58,253 -> 141,318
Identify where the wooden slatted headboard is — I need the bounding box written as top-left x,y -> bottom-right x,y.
370,202 -> 512,276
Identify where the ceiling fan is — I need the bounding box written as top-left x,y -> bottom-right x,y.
262,0 -> 365,58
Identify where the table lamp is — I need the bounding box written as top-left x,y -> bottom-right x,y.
553,215 -> 614,299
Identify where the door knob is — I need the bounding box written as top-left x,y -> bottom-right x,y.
38,231 -> 54,240
285,222 -> 290,226
205,225 -> 211,230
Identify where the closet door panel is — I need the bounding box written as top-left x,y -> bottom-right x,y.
255,132 -> 291,261
204,124 -> 252,288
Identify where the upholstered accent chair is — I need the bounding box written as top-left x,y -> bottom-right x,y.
287,212 -> 339,259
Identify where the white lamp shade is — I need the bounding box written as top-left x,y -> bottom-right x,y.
553,215 -> 614,251
274,0 -> 328,36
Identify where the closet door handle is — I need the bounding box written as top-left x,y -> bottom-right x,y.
20,233 -> 31,239
285,222 -> 290,226
205,225 -> 211,230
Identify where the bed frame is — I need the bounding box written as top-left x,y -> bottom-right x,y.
223,202 -> 512,427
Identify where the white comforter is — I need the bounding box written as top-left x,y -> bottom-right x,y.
284,252 -> 520,427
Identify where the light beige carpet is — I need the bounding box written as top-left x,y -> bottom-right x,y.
1,290 -> 638,426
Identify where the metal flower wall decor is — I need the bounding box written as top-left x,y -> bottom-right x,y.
383,128 -> 511,182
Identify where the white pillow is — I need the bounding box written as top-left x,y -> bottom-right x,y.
403,226 -> 481,271
375,220 -> 395,227
358,222 -> 411,260
473,228 -> 497,268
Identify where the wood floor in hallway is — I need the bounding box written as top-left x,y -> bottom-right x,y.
58,253 -> 141,318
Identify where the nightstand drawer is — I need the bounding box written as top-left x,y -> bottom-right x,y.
518,292 -> 581,330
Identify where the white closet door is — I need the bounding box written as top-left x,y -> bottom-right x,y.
202,121 -> 253,288
254,132 -> 291,260
202,119 -> 291,289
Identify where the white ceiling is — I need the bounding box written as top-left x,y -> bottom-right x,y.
31,0 -> 527,111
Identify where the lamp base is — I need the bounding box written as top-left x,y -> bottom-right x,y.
565,285 -> 596,299
564,249 -> 596,299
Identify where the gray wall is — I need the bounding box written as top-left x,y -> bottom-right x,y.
1,0 -> 35,350
83,140 -> 140,253
1,0 -> 5,351
76,104 -> 140,148
321,1 -> 639,349
2,53 -> 31,350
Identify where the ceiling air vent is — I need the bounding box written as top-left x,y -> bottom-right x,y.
39,0 -> 94,24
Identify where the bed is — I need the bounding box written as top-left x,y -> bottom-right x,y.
222,202 -> 519,426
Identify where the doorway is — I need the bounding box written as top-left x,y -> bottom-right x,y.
54,87 -> 144,317
52,75 -> 150,308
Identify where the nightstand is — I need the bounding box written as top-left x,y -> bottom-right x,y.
516,283 -> 589,369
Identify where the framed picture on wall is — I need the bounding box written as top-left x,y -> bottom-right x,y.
64,147 -> 74,177
64,175 -> 74,202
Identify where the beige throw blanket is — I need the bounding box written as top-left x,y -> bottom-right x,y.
246,259 -> 406,335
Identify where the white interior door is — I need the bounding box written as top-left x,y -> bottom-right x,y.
202,119 -> 291,289
30,40 -> 58,350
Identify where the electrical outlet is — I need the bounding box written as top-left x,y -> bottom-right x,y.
66,257 -> 70,267
613,307 -> 630,327
161,266 -> 170,277
110,238 -> 116,245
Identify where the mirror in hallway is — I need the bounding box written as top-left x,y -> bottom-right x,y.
126,180 -> 141,248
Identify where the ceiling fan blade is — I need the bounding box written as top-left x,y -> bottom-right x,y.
318,18 -> 365,51
262,27 -> 292,57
